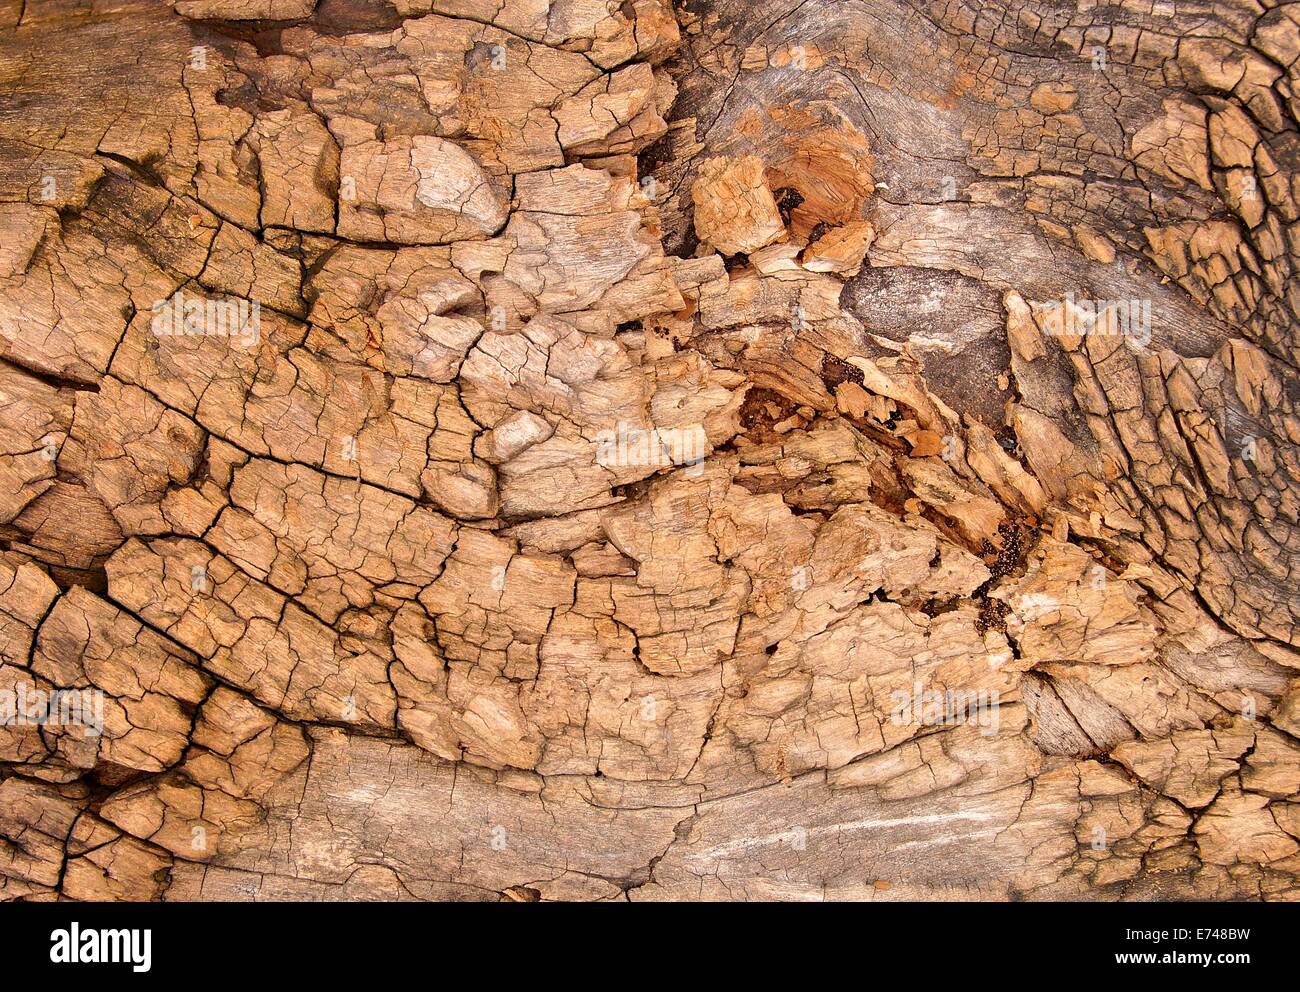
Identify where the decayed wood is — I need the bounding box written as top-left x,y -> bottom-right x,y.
0,0 -> 1298,902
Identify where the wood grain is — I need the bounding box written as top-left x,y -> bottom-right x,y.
1,0 -> 1298,902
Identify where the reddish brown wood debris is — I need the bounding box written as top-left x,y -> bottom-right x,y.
1,0 -> 1299,901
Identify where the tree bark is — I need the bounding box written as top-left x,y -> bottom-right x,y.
1,0 -> 1298,901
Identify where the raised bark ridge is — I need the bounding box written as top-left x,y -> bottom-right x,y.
0,0 -> 1298,901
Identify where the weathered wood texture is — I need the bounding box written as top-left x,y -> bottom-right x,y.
1,0 -> 1299,901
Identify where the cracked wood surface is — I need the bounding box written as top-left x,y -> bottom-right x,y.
1,0 -> 1299,902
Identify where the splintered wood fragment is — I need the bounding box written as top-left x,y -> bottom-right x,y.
690,155 -> 787,255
